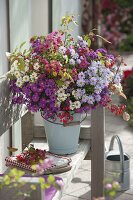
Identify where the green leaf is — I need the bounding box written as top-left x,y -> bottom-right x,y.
109,190 -> 116,197
19,41 -> 26,50
84,35 -> 89,41
87,39 -> 91,47
65,56 -> 68,64
56,80 -> 64,86
47,175 -> 55,184
30,184 -> 36,190
98,52 -> 103,58
17,58 -> 25,71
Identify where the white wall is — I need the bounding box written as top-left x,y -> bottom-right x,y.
0,0 -> 10,173
9,0 -> 49,127
52,0 -> 82,37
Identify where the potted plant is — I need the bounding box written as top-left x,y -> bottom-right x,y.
6,15 -> 129,155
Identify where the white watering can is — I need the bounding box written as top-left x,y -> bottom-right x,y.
105,135 -> 130,191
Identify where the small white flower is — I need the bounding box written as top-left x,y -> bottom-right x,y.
14,71 -> 21,78
69,59 -> 75,66
11,60 -> 18,70
70,101 -> 75,110
25,59 -> 29,64
5,52 -> 11,59
25,66 -> 29,72
23,75 -> 30,82
76,59 -> 81,64
16,78 -> 23,87
70,49 -> 75,55
30,72 -> 38,81
72,90 -> 76,97
82,41 -> 88,47
74,101 -> 81,109
63,55 -> 68,60
57,93 -> 67,102
57,88 -> 65,95
59,46 -> 66,54
72,53 -> 79,60
33,63 -> 40,70
77,36 -> 83,41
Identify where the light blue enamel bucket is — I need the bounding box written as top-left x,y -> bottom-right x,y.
44,114 -> 81,155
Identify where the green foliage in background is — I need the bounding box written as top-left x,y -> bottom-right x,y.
114,0 -> 133,8
119,35 -> 133,52
122,74 -> 133,127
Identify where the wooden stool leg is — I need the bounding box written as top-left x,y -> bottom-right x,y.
91,107 -> 105,199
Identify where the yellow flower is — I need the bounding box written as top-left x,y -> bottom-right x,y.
53,71 -> 57,76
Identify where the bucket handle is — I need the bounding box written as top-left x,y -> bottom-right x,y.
109,135 -> 124,182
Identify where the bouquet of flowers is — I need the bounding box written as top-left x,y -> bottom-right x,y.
6,15 -> 129,124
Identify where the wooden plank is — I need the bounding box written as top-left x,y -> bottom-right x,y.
91,106 -> 105,198
0,75 -> 27,136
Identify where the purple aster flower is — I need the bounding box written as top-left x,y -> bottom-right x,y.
89,77 -> 97,85
107,54 -> 114,60
29,104 -> 39,112
87,95 -> 95,104
76,59 -> 81,64
38,80 -> 45,88
86,51 -> 98,59
50,95 -> 56,101
45,88 -> 52,96
32,93 -> 39,102
31,84 -> 38,92
77,79 -> 85,87
96,48 -> 107,55
82,94 -> 89,103
94,94 -> 101,102
78,72 -> 85,79
94,85 -> 102,94
39,98 -> 46,108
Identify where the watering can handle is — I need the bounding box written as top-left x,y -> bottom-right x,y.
109,135 -> 124,182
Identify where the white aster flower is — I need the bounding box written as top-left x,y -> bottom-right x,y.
11,60 -> 18,70
30,72 -> 38,81
69,59 -> 75,66
70,101 -> 75,110
57,94 -> 67,102
63,55 -> 68,60
59,46 -> 66,54
57,88 -> 65,95
76,59 -> 81,64
16,78 -> 23,87
33,63 -> 40,70
25,66 -> 29,72
74,101 -> 81,109
70,49 -> 75,55
23,75 -> 30,82
5,52 -> 11,59
72,90 -> 76,97
72,53 -> 79,60
14,71 -> 21,78
77,36 -> 83,41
